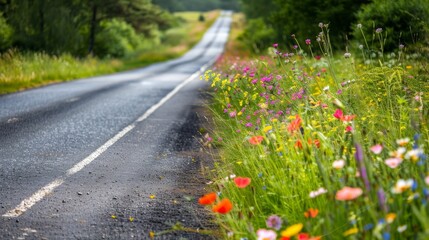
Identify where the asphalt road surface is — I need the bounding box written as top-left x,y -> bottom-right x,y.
0,11 -> 231,239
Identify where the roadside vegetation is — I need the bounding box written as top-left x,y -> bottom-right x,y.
201,0 -> 429,239
0,0 -> 220,95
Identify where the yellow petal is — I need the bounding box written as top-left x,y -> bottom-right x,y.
343,227 -> 358,236
281,223 -> 304,237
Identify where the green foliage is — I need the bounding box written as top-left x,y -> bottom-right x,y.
152,0 -> 240,12
238,18 -> 275,53
0,13 -> 12,51
353,0 -> 429,52
94,19 -> 141,57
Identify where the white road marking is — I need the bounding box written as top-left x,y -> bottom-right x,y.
2,60 -> 216,218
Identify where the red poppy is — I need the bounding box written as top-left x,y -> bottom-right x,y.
198,192 -> 217,205
288,115 -> 302,133
304,208 -> 319,218
249,136 -> 264,145
234,177 -> 251,188
212,198 -> 233,214
298,233 -> 311,240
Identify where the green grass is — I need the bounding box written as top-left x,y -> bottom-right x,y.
0,10 -> 220,95
202,29 -> 429,239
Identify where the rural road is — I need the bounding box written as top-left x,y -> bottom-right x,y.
0,11 -> 231,239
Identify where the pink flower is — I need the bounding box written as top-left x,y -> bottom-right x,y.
345,125 -> 353,132
370,144 -> 383,154
305,39 -> 311,45
384,158 -> 403,168
257,229 -> 277,240
333,109 -> 343,119
335,187 -> 363,201
273,43 -> 279,48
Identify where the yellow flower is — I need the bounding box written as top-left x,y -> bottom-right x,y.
386,213 -> 396,223
263,126 -> 273,133
149,231 -> 155,239
406,65 -> 412,69
343,227 -> 358,236
281,223 -> 303,237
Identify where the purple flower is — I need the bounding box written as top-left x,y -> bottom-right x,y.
266,215 -> 282,230
305,39 -> 311,45
273,43 -> 279,48
355,143 -> 371,191
293,45 -> 298,49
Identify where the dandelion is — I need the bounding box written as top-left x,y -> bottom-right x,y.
359,44 -> 364,50
281,223 -> 303,237
357,23 -> 362,29
198,192 -> 217,205
319,22 -> 324,28
234,177 -> 251,188
249,136 -> 264,145
257,229 -> 277,240
370,144 -> 383,154
344,52 -> 352,58
375,28 -> 383,33
212,198 -> 233,214
335,187 -> 363,201
384,158 -> 403,168
391,179 -> 414,194
333,159 -> 345,169
266,215 -> 283,230
304,208 -> 319,218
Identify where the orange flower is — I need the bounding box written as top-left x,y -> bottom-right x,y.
335,187 -> 363,201
212,198 -> 233,214
234,177 -> 251,188
295,140 -> 303,149
287,115 -> 302,133
198,192 -> 217,205
304,208 -> 319,218
249,136 -> 264,145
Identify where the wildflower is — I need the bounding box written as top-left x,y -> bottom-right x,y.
234,177 -> 251,188
370,144 -> 383,154
319,22 -> 324,28
273,43 -> 279,48
355,143 -> 370,191
384,158 -> 402,168
281,223 -> 303,237
343,227 -> 359,236
335,186 -> 363,201
375,28 -> 383,33
249,136 -> 264,145
333,109 -> 343,119
345,125 -> 353,132
263,126 -> 273,133
293,45 -> 298,49
385,213 -> 396,223
304,208 -> 319,218
266,215 -> 283,230
323,86 -> 330,91
425,176 -> 429,185
397,225 -> 407,233
405,148 -> 424,162
198,192 -> 217,205
396,138 -> 410,146
287,115 -> 302,133
391,179 -> 414,194
149,231 -> 155,239
344,52 -> 352,58
229,111 -> 237,118
406,65 -> 412,69
333,159 -> 345,169
357,23 -> 362,29
257,229 -> 277,240
305,39 -> 311,45
399,44 -> 404,49
212,198 -> 233,214
390,147 -> 406,158
309,187 -> 328,198
359,44 -> 364,50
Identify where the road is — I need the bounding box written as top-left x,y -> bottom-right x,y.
0,11 -> 231,239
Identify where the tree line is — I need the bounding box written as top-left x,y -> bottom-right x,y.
152,0 -> 240,12
239,0 -> 429,53
0,0 -> 176,57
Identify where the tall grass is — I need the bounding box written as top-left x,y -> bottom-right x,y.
202,24 -> 429,239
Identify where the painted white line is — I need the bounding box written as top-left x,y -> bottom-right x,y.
2,179 -> 64,218
2,61 -> 214,218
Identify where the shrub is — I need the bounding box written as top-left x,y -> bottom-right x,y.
353,0 -> 429,52
0,13 -> 13,51
238,18 -> 275,53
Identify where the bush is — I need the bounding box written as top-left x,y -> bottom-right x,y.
0,13 -> 13,51
94,19 -> 142,57
238,18 -> 276,53
353,0 -> 429,52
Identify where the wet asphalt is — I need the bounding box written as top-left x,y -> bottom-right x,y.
0,11 -> 231,239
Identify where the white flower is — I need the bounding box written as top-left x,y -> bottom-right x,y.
405,148 -> 424,162
397,225 -> 407,233
332,159 -> 345,169
309,187 -> 328,198
392,179 -> 414,194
